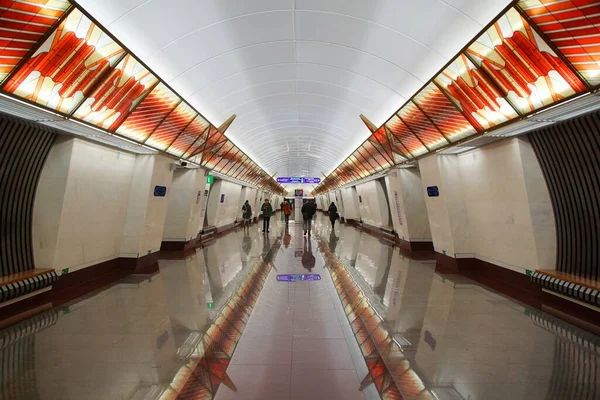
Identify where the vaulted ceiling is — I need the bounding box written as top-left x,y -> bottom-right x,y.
76,0 -> 513,179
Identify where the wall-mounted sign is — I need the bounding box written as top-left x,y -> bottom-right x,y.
220,194 -> 225,203
206,175 -> 214,184
196,190 -> 202,204
294,189 -> 304,197
276,274 -> 321,282
393,191 -> 403,226
426,186 -> 439,197
277,177 -> 321,184
154,185 -> 167,197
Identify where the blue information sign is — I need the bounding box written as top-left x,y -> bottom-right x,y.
426,186 -> 439,197
154,186 -> 167,197
276,177 -> 321,184
276,274 -> 321,282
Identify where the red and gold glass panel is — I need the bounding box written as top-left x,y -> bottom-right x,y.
205,141 -> 234,170
467,7 -> 585,114
435,54 -> 519,130
363,141 -> 393,170
385,115 -> 427,156
169,115 -> 210,158
4,8 -> 125,113
0,0 -> 71,84
145,101 -> 197,151
413,83 -> 477,142
397,102 -> 448,150
519,0 -> 600,86
116,83 -> 180,142
72,54 -> 158,130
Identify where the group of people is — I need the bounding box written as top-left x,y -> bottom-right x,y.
240,198 -> 340,235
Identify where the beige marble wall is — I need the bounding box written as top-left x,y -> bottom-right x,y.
419,137 -> 556,271
355,179 -> 390,227
162,168 -> 207,241
340,187 -> 360,220
205,179 -> 243,227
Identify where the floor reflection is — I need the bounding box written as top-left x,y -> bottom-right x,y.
315,215 -> 600,400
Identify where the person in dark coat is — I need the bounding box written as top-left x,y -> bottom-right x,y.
301,200 -> 316,236
328,202 -> 338,228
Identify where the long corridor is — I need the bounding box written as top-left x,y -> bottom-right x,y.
1,215 -> 599,400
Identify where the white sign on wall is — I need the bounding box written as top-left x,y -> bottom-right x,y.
394,191 -> 403,226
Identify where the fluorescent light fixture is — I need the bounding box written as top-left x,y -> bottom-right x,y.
526,91 -> 592,119
0,92 -> 64,118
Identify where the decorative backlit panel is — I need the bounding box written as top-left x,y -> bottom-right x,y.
519,0 -> 600,86
116,83 -> 180,142
0,0 -> 71,84
412,83 -> 477,142
467,7 -> 585,115
145,101 -> 197,151
204,141 -> 234,170
385,115 -> 428,157
434,54 -> 519,131
397,102 -> 449,150
363,141 -> 393,171
72,54 -> 158,130
168,115 -> 210,158
4,8 -> 125,114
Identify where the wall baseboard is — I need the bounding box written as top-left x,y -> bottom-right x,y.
161,237 -> 199,252
397,238 -> 434,252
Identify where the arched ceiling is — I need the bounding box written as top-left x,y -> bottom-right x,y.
77,0 -> 512,178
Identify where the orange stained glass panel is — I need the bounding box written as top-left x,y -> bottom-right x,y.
4,8 -> 125,114
467,7 -> 585,114
413,82 -> 477,142
385,115 -> 427,156
170,115 -> 210,158
397,102 -> 449,151
519,0 -> 600,86
146,101 -> 197,151
0,0 -> 71,84
434,54 -> 519,131
72,54 -> 158,130
116,83 -> 181,142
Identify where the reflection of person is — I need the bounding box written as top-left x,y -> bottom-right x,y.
283,201 -> 292,225
328,202 -> 338,229
262,233 -> 273,262
328,230 -> 339,253
242,200 -> 252,229
301,200 -> 317,236
283,226 -> 292,248
261,199 -> 273,233
301,238 -> 316,272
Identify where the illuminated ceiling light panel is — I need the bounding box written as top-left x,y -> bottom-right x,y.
412,82 -> 477,142
116,82 -> 180,142
145,101 -> 197,151
169,116 -> 210,158
519,0 -> 600,86
4,8 -> 125,114
72,54 -> 158,130
385,115 -> 428,157
0,0 -> 72,84
397,102 -> 449,151
467,7 -> 586,115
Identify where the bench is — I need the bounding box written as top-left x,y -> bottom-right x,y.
531,269 -> 600,307
0,268 -> 58,305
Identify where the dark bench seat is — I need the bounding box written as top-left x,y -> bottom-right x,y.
531,269 -> 600,307
0,268 -> 58,304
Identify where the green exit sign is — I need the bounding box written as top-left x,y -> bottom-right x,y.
207,302 -> 214,309
206,175 -> 214,184
526,269 -> 533,276
61,268 -> 69,275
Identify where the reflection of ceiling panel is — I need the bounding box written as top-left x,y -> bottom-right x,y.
397,103 -> 448,151
4,8 -> 125,114
146,101 -> 197,151
413,83 -> 477,142
435,54 -> 519,131
72,54 -> 158,130
519,0 -> 600,86
467,8 -> 585,115
116,83 -> 180,142
170,116 -> 210,158
0,0 -> 71,84
385,115 -> 427,156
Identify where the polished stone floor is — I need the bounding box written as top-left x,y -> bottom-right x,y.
0,214 -> 599,399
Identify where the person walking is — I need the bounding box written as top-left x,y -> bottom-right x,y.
301,200 -> 316,236
242,200 -> 252,229
261,198 -> 273,233
283,201 -> 292,225
328,202 -> 338,229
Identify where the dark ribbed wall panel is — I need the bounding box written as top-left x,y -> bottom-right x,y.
0,113 -> 55,277
529,110 -> 600,280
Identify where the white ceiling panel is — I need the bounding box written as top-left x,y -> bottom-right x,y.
77,0 -> 512,178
